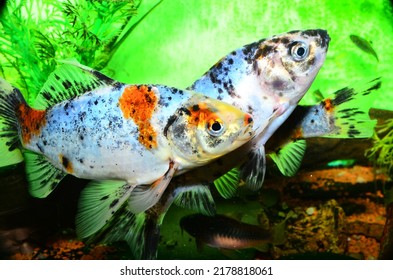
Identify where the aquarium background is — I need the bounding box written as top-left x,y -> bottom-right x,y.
0,0 -> 392,260
107,0 -> 392,109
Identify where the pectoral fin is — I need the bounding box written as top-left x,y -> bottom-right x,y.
269,139 -> 306,177
128,161 -> 180,213
240,145 -> 266,191
173,183 -> 216,216
213,167 -> 241,199
23,150 -> 67,198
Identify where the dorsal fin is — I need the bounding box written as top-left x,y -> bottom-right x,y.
33,59 -> 119,109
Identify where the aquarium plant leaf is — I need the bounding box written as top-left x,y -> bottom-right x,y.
0,0 -> 139,103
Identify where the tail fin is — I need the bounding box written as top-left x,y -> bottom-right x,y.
0,78 -> 24,167
299,78 -> 381,139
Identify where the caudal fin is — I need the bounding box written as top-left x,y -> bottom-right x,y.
299,78 -> 381,139
0,78 -> 24,167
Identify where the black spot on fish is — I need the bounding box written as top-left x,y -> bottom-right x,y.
281,37 -> 290,44
62,80 -> 72,90
365,80 -> 382,95
228,58 -> 234,65
61,156 -> 71,169
110,199 -> 119,208
242,41 -> 257,56
94,100 -> 98,105
54,74 -> 61,80
179,107 -> 191,116
36,143 -> 44,153
100,195 -> 109,201
209,72 -> 219,84
42,91 -> 52,101
192,104 -> 199,111
163,115 -> 178,137
255,44 -> 274,59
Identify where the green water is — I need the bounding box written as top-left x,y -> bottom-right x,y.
108,0 -> 393,110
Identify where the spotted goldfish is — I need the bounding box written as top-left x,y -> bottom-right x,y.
86,29 -> 381,260
94,76 -> 380,260
77,29 -> 330,257
0,62 -> 254,215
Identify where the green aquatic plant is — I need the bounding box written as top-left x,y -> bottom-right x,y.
0,0 -> 140,103
366,118 -> 393,176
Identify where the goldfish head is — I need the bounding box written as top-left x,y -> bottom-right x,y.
164,94 -> 254,165
253,29 -> 330,104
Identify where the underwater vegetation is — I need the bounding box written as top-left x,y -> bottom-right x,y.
0,0 -> 141,104
367,119 -> 393,177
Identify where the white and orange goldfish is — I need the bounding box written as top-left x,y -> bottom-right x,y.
75,29 -> 330,256
0,62 -> 254,216
84,29 -> 380,260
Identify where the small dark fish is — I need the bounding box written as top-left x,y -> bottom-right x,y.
349,34 -> 379,62
180,214 -> 271,250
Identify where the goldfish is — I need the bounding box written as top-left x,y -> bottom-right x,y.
89,77 -> 381,259
0,61 -> 255,217
87,27 -> 382,259
78,29 -> 331,258
180,214 -> 271,251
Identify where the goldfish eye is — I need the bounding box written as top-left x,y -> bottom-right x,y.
290,41 -> 309,61
207,119 -> 225,137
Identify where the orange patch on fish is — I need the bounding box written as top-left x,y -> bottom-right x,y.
322,98 -> 334,112
118,85 -> 158,149
17,103 -> 46,144
187,103 -> 218,128
59,154 -> 73,174
244,114 -> 253,127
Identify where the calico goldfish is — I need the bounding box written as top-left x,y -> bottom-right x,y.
77,29 -> 330,257
0,62 -> 254,215
86,29 -> 381,259
94,77 -> 380,260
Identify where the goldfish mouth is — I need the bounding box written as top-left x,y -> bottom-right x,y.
237,123 -> 255,142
